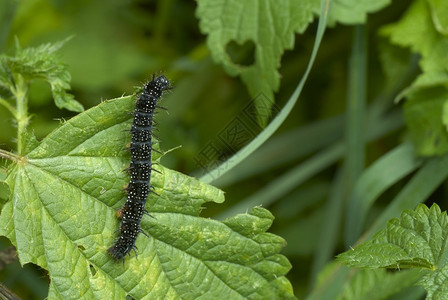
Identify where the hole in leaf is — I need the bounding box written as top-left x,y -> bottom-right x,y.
77,245 -> 86,251
89,264 -> 97,276
225,40 -> 256,67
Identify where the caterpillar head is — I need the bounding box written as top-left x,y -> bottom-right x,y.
143,75 -> 171,96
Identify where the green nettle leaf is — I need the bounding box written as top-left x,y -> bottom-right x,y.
327,0 -> 391,25
381,0 -> 448,156
0,96 -> 295,299
0,39 -> 84,113
427,0 -> 448,34
195,0 -> 391,126
403,85 -> 448,156
195,0 -> 315,126
421,262 -> 448,300
381,0 -> 448,74
0,170 -> 8,204
338,204 -> 448,300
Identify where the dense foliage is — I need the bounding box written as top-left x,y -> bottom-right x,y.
1,0 -> 448,299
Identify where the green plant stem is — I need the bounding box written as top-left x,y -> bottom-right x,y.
11,75 -> 29,155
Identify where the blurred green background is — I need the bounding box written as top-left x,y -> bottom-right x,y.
0,0 -> 424,299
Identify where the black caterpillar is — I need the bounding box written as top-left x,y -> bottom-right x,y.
108,75 -> 171,260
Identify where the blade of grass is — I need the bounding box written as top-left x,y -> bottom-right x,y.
309,167 -> 346,289
310,25 -> 372,279
215,109 -> 403,220
0,0 -> 17,51
345,24 -> 367,196
215,142 -> 343,220
275,182 -> 329,220
212,115 -> 343,187
199,0 -> 331,184
312,27 -> 368,284
307,264 -> 350,300
363,154 -> 448,241
345,142 -> 422,245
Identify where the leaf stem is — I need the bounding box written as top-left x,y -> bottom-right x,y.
11,75 -> 29,155
0,149 -> 21,162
